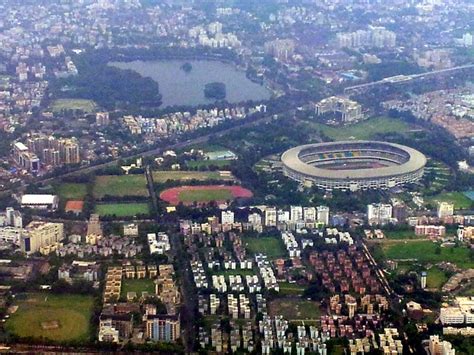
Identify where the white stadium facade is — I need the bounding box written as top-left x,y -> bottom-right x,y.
281,141 -> 427,191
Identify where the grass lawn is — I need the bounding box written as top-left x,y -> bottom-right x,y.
459,283 -> 474,296
50,99 -> 97,113
243,236 -> 286,259
426,266 -> 448,289
307,116 -> 412,140
152,170 -> 225,182
384,229 -> 417,240
6,293 -> 93,342
121,278 -> 155,299
269,298 -> 320,322
94,175 -> 148,198
56,183 -> 88,200
178,189 -> 233,203
95,202 -> 150,217
381,240 -> 474,269
278,282 -> 306,296
425,192 -> 473,210
186,160 -> 232,169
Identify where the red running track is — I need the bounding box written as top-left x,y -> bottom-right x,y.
159,185 -> 253,205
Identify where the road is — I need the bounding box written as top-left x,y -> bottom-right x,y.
360,241 -> 396,297
169,232 -> 198,353
145,164 -> 159,219
344,63 -> 474,94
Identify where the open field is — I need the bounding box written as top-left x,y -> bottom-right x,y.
278,282 -> 306,296
50,99 -> 97,113
384,229 -> 418,240
426,267 -> 449,289
179,189 -> 232,203
186,160 -> 233,169
56,183 -> 88,200
380,240 -> 474,269
159,185 -> 253,205
121,278 -> 155,299
6,293 -> 93,342
94,175 -> 148,198
152,170 -> 228,182
307,116 -> 412,141
243,236 -> 286,259
425,192 -> 473,210
95,202 -> 150,217
269,298 -> 320,322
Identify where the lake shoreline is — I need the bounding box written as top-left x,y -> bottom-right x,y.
109,59 -> 271,108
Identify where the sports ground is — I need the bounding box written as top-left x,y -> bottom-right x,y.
93,175 -> 149,198
152,170 -> 232,182
95,202 -> 150,217
50,99 -> 97,113
159,185 -> 253,205
6,293 -> 94,342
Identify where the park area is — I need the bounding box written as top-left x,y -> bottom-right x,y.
426,266 -> 449,290
6,293 -> 94,342
307,116 -> 413,141
152,170 -> 232,182
94,175 -> 148,198
278,282 -> 306,296
243,236 -> 286,259
425,191 -> 473,210
56,183 -> 88,200
159,185 -> 252,205
186,160 -> 232,169
377,240 -> 474,269
95,202 -> 150,217
269,298 -> 320,323
50,99 -> 97,113
120,278 -> 155,299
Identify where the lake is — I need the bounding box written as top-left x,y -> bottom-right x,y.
109,59 -> 271,108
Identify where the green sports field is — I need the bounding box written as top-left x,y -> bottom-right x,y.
94,175 -> 148,198
6,293 -> 94,342
269,298 -> 320,322
121,278 -> 155,299
425,192 -> 473,210
307,116 -> 412,140
56,183 -> 88,200
278,282 -> 306,296
384,229 -> 417,240
243,236 -> 286,259
50,99 -> 97,113
95,202 -> 150,217
178,189 -> 233,203
381,240 -> 474,269
152,170 -> 226,182
426,267 -> 448,289
186,160 -> 232,169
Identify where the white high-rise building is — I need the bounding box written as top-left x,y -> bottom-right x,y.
317,206 -> 330,225
437,202 -> 454,219
303,207 -> 317,223
221,211 -> 235,225
208,22 -> 223,35
265,207 -> 277,227
421,271 -> 427,289
290,206 -> 303,222
248,213 -> 262,226
277,209 -> 290,223
462,33 -> 473,47
429,335 -> 455,355
367,203 -> 393,225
